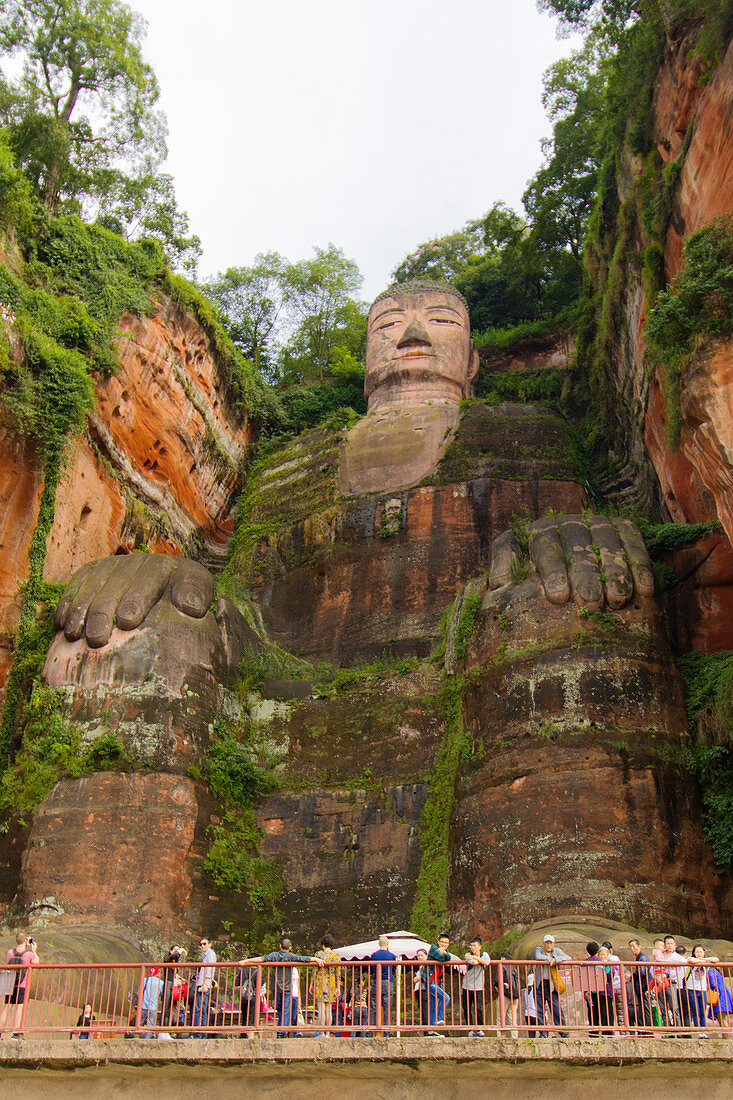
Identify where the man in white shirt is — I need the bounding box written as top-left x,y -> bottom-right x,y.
461,937 -> 490,1036
534,934 -> 571,1037
192,935 -> 217,1037
660,935 -> 685,1030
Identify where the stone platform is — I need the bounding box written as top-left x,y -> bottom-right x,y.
0,1036 -> 730,1098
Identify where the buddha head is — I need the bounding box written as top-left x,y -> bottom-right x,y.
364,279 -> 479,413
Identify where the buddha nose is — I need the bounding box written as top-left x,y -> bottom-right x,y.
397,318 -> 432,348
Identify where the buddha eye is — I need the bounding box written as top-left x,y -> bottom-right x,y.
376,320 -> 400,331
429,317 -> 459,325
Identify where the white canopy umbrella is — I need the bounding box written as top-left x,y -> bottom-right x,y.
336,930 -> 431,961
335,931 -> 463,1035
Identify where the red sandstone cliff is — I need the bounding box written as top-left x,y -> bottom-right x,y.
0,294 -> 251,699
605,27 -> 733,650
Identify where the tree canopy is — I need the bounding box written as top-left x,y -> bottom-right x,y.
206,244 -> 367,385
0,0 -> 199,271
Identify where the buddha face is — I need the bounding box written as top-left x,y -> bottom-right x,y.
365,287 -> 479,412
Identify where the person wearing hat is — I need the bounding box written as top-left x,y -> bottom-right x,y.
534,934 -> 572,1036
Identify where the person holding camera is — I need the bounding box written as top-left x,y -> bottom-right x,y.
0,932 -> 39,1036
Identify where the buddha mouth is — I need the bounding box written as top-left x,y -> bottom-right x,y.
396,348 -> 435,359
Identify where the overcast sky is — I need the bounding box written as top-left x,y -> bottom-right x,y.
132,0 -> 579,300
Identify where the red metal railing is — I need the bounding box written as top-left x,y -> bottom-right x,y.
1,959 -> 731,1038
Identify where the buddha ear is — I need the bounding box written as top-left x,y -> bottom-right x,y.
465,343 -> 480,396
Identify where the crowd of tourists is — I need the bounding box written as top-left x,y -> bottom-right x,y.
3,928 -> 733,1039
128,930 -> 733,1039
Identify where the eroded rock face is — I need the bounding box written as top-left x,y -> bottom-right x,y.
601,30 -> 733,648
0,294 -> 251,703
449,573 -> 725,938
0,431 -> 42,696
479,332 -> 576,376
91,297 -> 251,561
252,668 -> 445,938
19,772 -> 198,936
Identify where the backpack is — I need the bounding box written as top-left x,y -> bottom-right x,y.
7,950 -> 25,992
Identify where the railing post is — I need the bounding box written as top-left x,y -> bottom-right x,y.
376,963 -> 382,1032
134,965 -> 145,1031
497,961 -> 505,1035
19,965 -> 32,1032
254,965 -> 262,1031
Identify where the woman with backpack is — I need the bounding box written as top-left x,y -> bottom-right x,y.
0,932 -> 39,1036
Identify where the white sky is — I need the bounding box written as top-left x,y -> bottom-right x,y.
132,0 -> 579,300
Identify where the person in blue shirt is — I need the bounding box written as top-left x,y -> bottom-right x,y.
370,935 -> 397,1032
141,968 -> 164,1036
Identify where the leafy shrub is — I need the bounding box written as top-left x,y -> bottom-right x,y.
203,728 -> 276,809
641,520 -> 722,557
646,216 -> 733,356
677,650 -> 733,872
203,809 -> 284,917
0,683 -> 130,818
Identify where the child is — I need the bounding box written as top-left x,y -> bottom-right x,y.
524,973 -> 537,1037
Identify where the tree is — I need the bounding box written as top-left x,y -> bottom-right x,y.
280,244 -> 363,381
391,222 -> 485,284
0,0 -> 165,216
523,37 -> 607,265
204,254 -> 287,379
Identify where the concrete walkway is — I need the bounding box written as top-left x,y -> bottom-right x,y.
0,1036 -> 731,1098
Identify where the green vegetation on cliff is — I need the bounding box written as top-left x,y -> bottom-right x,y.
410,673 -> 469,938
200,722 -> 284,945
0,682 -> 128,821
678,651 -> 733,872
646,216 -> 733,446
561,2 -> 733,473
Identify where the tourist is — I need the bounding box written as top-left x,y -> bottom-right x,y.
159,945 -> 186,1034
498,952 -> 520,1038
676,944 -> 693,1027
660,935 -> 686,1031
706,960 -> 733,1031
169,969 -> 188,1028
141,967 -> 164,1036
237,951 -> 259,1034
628,939 -> 652,1030
242,936 -> 324,1038
73,1003 -> 95,1039
427,933 -> 453,1033
370,934 -> 397,1032
596,946 -> 615,1036
349,975 -> 370,1037
0,932 -> 38,1036
651,938 -> 671,1027
412,949 -> 431,1034
461,937 -> 490,1036
191,935 -> 216,1037
601,941 -> 625,1032
534,934 -> 571,1037
524,973 -> 537,1036
580,941 -> 605,1036
684,945 -> 710,1032
312,933 -> 339,1037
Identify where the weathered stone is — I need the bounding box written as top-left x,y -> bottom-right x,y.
19,772 -> 198,937
448,573 -> 724,939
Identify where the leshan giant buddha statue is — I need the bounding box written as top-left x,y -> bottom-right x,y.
32,279 -> 722,943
